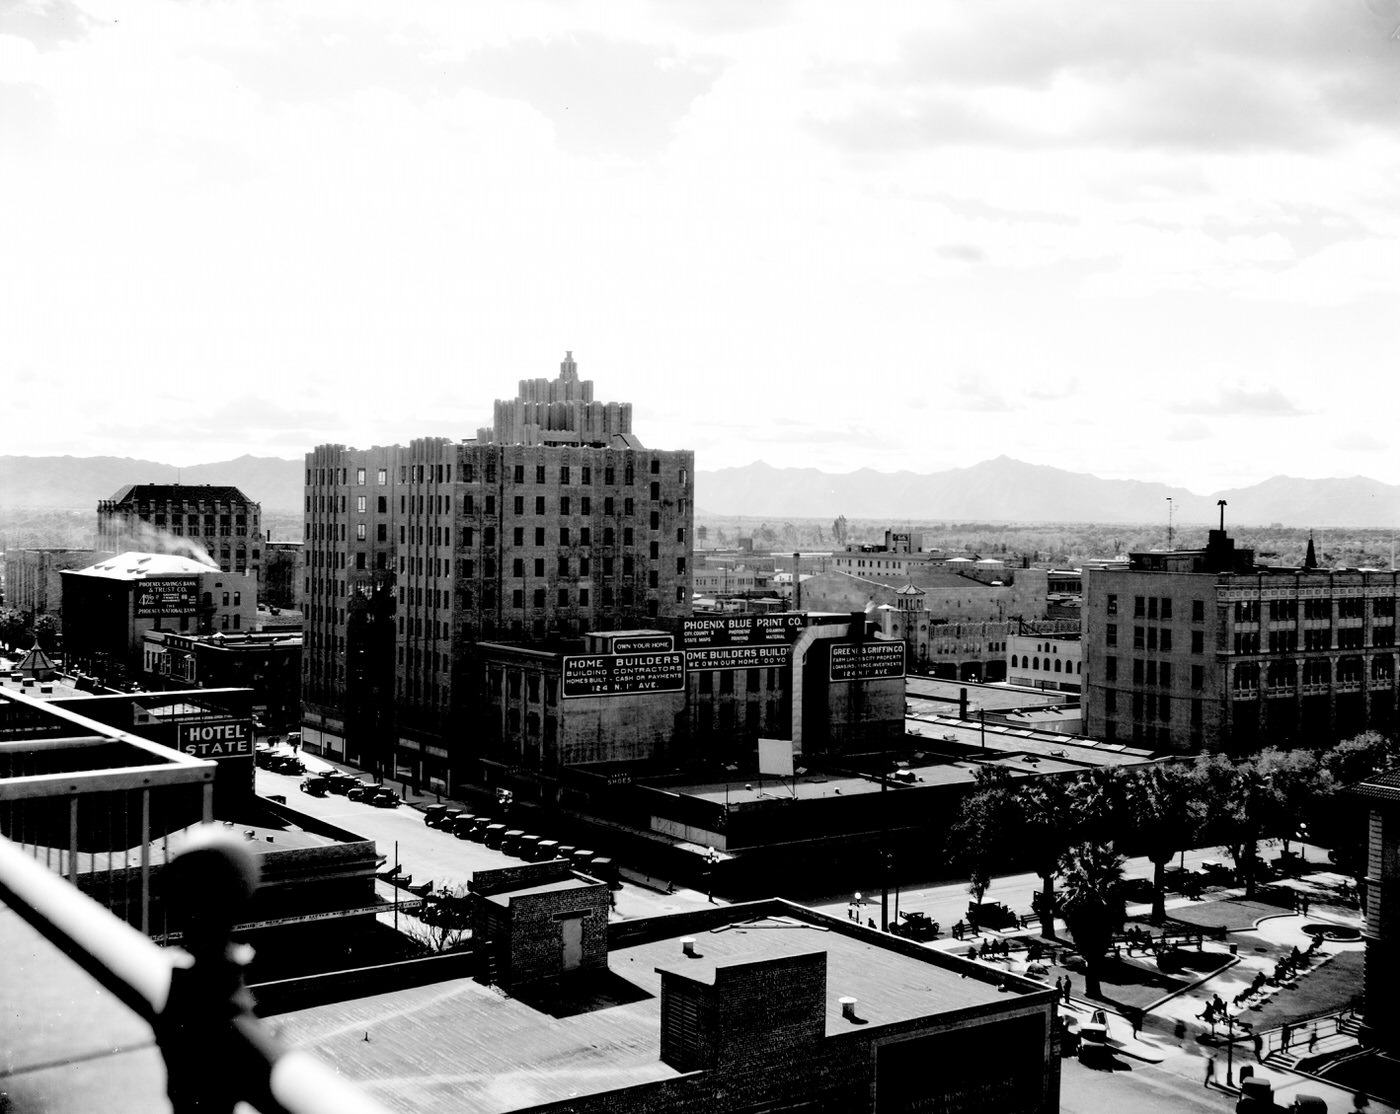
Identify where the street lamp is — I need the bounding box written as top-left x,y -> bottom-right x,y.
703,846 -> 721,903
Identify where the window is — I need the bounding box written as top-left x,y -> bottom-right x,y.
1192,599 -> 1205,622
560,465 -> 570,484
377,468 -> 387,485
357,496 -> 367,513
1160,629 -> 1172,652
1106,624 -> 1117,647
1148,597 -> 1158,621
1161,598 -> 1172,621
1134,596 -> 1145,618
534,558 -> 545,576
580,527 -> 591,546
514,496 -> 525,515
560,496 -> 570,515
1105,656 -> 1117,681
533,588 -> 546,608
623,527 -> 634,546
1107,594 -> 1118,615
535,527 -> 545,545
377,495 -> 387,513
559,556 -> 570,576
356,468 -> 366,485
513,464 -> 525,483
356,524 -> 367,540
1133,626 -> 1145,650
512,558 -> 524,577
513,527 -> 525,546
377,524 -> 387,542
1191,664 -> 1204,690
1191,630 -> 1204,654
624,498 -> 634,516
560,527 -> 571,545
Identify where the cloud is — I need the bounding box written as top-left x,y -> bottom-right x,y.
1169,384 -> 1305,417
1331,430 -> 1388,453
948,375 -> 1014,412
1165,420 -> 1212,443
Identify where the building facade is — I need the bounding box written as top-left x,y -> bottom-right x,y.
1008,634 -> 1083,693
3,548 -> 105,620
300,353 -> 694,788
61,553 -> 257,685
97,484 -> 264,585
1083,529 -> 1400,752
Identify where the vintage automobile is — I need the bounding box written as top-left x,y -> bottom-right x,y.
268,753 -> 305,775
369,787 -> 401,808
1077,1009 -> 1111,1063
326,773 -> 361,795
423,805 -> 462,829
299,775 -> 330,797
890,910 -> 940,941
967,901 -> 1018,930
346,780 -> 380,802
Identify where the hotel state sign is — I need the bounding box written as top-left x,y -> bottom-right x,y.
176,719 -> 253,760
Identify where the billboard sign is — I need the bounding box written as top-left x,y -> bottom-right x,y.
829,641 -> 906,682
681,614 -> 806,647
611,634 -> 675,654
562,653 -> 686,698
684,644 -> 791,672
176,719 -> 253,760
758,737 -> 794,778
134,577 -> 200,617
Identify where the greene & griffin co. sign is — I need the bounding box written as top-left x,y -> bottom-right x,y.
176,719 -> 253,760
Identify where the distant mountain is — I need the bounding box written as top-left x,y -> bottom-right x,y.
695,457 -> 1400,527
5,453 -> 1399,527
0,454 -> 303,512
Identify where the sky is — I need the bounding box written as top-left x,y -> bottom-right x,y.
3,0 -> 1399,494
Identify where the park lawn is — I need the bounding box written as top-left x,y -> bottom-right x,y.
1240,949 -> 1363,1033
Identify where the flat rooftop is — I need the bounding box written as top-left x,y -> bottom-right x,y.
272,906 -> 1032,1114
905,676 -> 1070,709
904,714 -> 1157,769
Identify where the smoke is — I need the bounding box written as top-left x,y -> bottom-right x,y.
118,521 -> 220,568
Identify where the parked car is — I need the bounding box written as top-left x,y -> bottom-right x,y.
891,910 -> 940,941
369,787 -> 401,808
1077,1009 -> 1110,1063
299,775 -> 330,797
326,773 -> 361,795
268,754 -> 305,775
424,805 -> 461,829
967,901 -> 1017,930
347,781 -> 379,802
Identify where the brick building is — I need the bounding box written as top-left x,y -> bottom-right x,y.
3,547 -> 105,621
97,484 -> 264,585
61,553 -> 256,685
1083,526 -> 1400,752
300,353 -> 694,787
271,884 -> 1062,1114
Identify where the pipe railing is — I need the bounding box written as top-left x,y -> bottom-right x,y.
0,831 -> 390,1114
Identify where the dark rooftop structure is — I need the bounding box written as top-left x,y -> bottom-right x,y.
269,868 -> 1062,1114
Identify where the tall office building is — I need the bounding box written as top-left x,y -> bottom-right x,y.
97,484 -> 263,585
1083,525 -> 1399,752
301,353 -> 694,789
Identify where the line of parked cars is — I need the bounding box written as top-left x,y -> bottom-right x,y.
420,804 -> 617,884
298,771 -> 401,808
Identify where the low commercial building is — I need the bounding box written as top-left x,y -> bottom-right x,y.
270,866 -> 1062,1114
142,629 -> 302,730
1008,634 -> 1083,693
60,552 -> 256,686
96,483 -> 264,584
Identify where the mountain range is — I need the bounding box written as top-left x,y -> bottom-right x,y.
3,453 -> 1399,528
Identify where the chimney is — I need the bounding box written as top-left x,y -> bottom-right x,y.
682,937 -> 697,957
840,997 -> 858,1021
793,552 -> 801,611
959,687 -> 968,719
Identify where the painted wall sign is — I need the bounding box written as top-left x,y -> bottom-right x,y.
684,644 -> 791,671
611,634 -> 675,654
561,653 -> 686,698
829,641 -> 906,682
134,577 -> 200,617
681,614 -> 806,647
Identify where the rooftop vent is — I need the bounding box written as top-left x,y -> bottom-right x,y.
682,937 -> 697,957
840,997 -> 858,1021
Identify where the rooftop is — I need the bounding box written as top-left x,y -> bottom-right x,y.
272,904 -> 1037,1114
104,483 -> 256,505
71,551 -> 218,579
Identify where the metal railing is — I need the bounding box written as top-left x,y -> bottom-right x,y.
0,831 -> 390,1114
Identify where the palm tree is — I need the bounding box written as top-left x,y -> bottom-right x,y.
1125,763 -> 1199,924
1073,768 -> 1126,844
949,767 -> 1018,915
1058,841 -> 1126,999
1020,778 -> 1077,938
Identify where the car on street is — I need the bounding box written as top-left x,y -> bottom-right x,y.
369,786 -> 401,808
299,775 -> 330,797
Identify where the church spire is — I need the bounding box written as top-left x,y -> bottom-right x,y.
560,350 -> 577,380
1305,532 -> 1318,570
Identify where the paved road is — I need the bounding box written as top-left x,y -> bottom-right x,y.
255,766 -> 717,920
1061,1055 -> 1236,1114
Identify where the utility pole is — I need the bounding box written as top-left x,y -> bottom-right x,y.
1166,497 -> 1174,549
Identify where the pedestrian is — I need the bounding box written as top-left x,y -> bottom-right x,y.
1204,1054 -> 1217,1088
1281,1022 -> 1292,1050
1308,1027 -> 1318,1053
1062,976 -> 1072,1004
1353,1091 -> 1370,1112
1302,894 -> 1310,916
1253,1033 -> 1263,1061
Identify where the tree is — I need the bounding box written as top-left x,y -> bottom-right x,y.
404,884 -> 472,954
1020,778 -> 1077,938
32,615 -> 58,653
1058,841 -> 1126,999
949,767 -> 1019,908
1124,762 -> 1200,924
1197,755 -> 1269,898
1071,768 -> 1127,845
0,609 -> 25,653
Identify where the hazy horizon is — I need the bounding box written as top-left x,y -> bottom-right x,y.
4,2 -> 1397,491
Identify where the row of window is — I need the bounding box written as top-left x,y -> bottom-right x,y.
1008,655 -> 1082,674
313,456 -> 685,489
